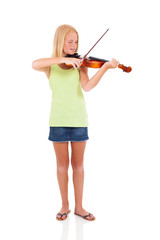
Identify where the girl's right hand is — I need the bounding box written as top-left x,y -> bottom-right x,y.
62,57 -> 82,70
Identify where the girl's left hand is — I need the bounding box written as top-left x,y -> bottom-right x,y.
104,58 -> 119,69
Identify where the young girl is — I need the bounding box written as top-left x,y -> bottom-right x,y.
32,24 -> 119,221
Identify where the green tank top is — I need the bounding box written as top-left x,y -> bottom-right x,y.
48,64 -> 88,127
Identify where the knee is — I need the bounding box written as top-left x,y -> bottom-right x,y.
57,159 -> 69,172
57,165 -> 69,173
71,159 -> 83,171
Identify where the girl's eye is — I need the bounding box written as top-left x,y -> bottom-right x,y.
68,41 -> 78,43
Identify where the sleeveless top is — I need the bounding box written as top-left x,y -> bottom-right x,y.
48,64 -> 88,127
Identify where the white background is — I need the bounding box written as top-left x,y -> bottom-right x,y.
0,0 -> 160,239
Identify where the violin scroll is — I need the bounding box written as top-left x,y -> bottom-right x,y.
118,64 -> 132,73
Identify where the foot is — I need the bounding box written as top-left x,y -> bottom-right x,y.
56,205 -> 71,220
74,207 -> 95,220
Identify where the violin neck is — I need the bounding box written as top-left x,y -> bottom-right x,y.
88,56 -> 109,62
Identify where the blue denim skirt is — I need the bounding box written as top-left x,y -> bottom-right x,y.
48,127 -> 89,142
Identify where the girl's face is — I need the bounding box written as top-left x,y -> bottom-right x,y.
63,31 -> 78,56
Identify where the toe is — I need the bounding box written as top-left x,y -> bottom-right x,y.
85,214 -> 93,220
62,215 -> 67,220
89,214 -> 95,220
56,215 -> 61,220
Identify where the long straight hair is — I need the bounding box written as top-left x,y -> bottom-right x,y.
51,24 -> 79,58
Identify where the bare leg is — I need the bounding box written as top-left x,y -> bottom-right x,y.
53,142 -> 70,220
71,141 -> 95,220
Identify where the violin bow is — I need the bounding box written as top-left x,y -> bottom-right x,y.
82,28 -> 109,60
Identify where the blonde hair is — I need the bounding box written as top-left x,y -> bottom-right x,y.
51,24 -> 79,58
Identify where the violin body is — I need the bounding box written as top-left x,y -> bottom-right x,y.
82,56 -> 108,68
65,53 -> 132,73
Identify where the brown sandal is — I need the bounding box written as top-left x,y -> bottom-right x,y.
56,210 -> 71,221
74,212 -> 95,221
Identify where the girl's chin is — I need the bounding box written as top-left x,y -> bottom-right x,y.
69,52 -> 75,55
63,51 -> 75,56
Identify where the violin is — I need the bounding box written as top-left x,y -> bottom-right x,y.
65,28 -> 132,73
65,53 -> 132,73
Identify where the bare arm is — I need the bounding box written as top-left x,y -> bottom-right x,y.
80,58 -> 119,92
32,57 -> 82,71
32,58 -> 63,71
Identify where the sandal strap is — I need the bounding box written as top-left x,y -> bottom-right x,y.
83,213 -> 91,219
57,212 -> 67,217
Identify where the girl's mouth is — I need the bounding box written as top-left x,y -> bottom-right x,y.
70,48 -> 76,52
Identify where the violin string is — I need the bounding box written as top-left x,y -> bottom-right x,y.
82,28 -> 109,60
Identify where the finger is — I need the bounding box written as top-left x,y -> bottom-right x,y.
72,59 -> 78,68
78,60 -> 82,66
76,61 -> 81,68
114,60 -> 118,67
75,59 -> 81,67
115,60 -> 119,66
76,61 -> 80,68
72,63 -> 77,70
116,61 -> 119,67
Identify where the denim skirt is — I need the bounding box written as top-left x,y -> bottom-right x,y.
48,127 -> 89,142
